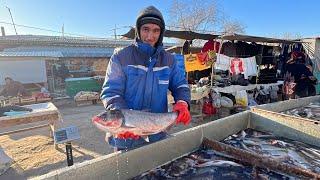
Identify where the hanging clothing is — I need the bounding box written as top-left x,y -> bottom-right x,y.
229,58 -> 244,75
215,53 -> 230,71
184,53 -> 211,72
242,56 -> 257,78
202,39 -> 220,53
220,41 -> 237,57
215,54 -> 257,79
182,40 -> 191,54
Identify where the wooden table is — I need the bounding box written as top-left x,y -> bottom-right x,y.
74,96 -> 102,106
0,102 -> 61,148
0,96 -> 52,106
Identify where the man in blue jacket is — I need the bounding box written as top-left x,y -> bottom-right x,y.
101,6 -> 191,150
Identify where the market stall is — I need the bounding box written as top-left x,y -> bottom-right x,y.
122,28 -> 309,117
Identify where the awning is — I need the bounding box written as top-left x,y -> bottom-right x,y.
122,27 -> 219,40
219,33 -> 300,44
122,28 -> 301,44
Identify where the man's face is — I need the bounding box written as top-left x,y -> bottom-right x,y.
139,23 -> 161,47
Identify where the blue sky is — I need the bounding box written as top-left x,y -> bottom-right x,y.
0,0 -> 319,40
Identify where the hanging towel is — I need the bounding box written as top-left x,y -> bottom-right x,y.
242,56 -> 257,78
215,53 -> 230,71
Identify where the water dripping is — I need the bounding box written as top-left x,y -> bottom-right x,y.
114,140 -> 120,180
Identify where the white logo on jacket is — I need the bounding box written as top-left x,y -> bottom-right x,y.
159,80 -> 169,84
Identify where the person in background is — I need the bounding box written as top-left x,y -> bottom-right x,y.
33,83 -> 51,99
284,51 -> 317,98
0,77 -> 27,97
100,6 -> 191,151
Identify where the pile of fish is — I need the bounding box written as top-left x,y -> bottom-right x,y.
282,102 -> 320,121
133,129 -> 320,179
223,129 -> 320,174
133,149 -> 290,179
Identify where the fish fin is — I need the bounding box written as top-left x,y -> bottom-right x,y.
142,136 -> 150,142
121,118 -> 136,128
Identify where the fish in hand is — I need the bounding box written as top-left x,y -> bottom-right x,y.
92,109 -> 178,136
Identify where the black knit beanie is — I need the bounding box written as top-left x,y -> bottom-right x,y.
136,6 -> 165,47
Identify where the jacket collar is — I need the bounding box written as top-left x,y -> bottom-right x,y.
134,38 -> 163,58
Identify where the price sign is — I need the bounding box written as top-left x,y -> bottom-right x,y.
54,126 -> 80,144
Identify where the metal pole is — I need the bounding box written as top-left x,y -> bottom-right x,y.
211,38 -> 224,88
114,24 -> 117,39
6,6 -> 18,35
65,142 -> 73,166
62,24 -> 64,37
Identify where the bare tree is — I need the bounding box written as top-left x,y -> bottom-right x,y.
221,19 -> 245,35
270,32 -> 302,40
282,32 -> 302,40
168,0 -> 246,38
168,0 -> 217,33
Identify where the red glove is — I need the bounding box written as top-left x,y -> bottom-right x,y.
173,101 -> 191,125
117,131 -> 140,140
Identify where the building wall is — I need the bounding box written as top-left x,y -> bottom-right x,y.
0,59 -> 47,85
302,38 -> 320,72
45,57 -> 109,94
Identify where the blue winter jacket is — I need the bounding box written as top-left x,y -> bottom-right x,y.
100,40 -> 190,150
101,40 -> 190,112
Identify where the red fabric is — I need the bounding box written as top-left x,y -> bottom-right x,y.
173,101 -> 191,125
202,40 -> 220,53
117,131 -> 140,140
230,58 -> 244,75
291,51 -> 305,61
202,102 -> 216,115
196,52 -> 209,65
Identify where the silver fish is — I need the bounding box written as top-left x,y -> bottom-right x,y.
195,160 -> 243,168
92,109 -> 178,136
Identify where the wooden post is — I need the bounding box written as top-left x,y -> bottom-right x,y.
49,123 -> 58,149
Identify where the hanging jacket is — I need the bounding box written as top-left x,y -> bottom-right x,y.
101,39 -> 190,113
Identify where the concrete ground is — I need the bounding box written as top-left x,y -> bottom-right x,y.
0,99 -> 225,179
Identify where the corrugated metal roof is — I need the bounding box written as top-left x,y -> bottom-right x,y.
0,51 -> 62,57
0,35 -> 179,58
0,35 -> 177,48
0,46 -> 114,58
0,35 -> 133,48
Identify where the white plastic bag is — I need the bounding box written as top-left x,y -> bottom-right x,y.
235,90 -> 248,106
211,90 -> 221,108
220,96 -> 233,108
